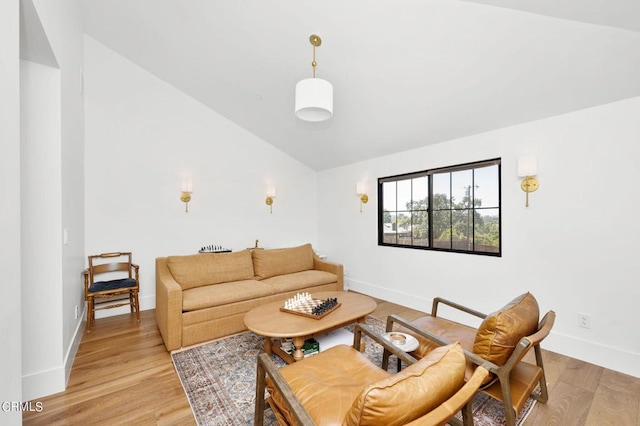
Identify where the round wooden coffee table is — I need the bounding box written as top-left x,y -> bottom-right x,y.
244,291 -> 377,363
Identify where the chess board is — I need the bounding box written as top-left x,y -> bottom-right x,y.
280,299 -> 341,319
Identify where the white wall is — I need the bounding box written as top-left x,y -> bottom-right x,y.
30,0 -> 86,373
83,36 -> 319,316
20,59 -> 64,400
318,96 -> 640,378
19,0 -> 85,401
0,0 -> 23,423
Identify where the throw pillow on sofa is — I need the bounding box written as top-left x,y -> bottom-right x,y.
252,243 -> 314,280
166,249 -> 255,290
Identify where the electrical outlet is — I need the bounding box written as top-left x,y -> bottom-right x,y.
75,305 -> 79,320
577,313 -> 591,329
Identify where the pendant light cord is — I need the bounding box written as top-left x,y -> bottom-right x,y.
312,45 -> 317,78
309,34 -> 321,79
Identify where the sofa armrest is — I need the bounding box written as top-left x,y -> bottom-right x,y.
155,257 -> 183,351
312,254 -> 344,291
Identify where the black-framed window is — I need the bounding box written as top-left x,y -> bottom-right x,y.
378,158 -> 501,256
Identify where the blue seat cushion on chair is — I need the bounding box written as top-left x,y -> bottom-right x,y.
89,278 -> 137,293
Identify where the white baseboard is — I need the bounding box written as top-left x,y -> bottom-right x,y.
22,366 -> 66,402
22,309 -> 86,402
65,307 -> 85,385
347,278 -> 432,313
545,331 -> 640,379
347,278 -> 640,379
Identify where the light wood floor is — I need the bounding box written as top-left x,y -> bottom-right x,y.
23,299 -> 640,425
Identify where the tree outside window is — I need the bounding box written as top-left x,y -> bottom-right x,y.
378,159 -> 501,256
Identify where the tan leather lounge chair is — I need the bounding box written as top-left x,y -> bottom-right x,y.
385,292 -> 555,426
255,323 -> 489,426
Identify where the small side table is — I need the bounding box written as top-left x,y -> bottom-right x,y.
381,332 -> 419,371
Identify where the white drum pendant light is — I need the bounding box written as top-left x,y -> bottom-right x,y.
295,35 -> 333,122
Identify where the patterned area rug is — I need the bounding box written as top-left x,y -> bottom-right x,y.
171,317 -> 535,425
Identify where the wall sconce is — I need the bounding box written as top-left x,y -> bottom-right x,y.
356,181 -> 368,213
265,186 -> 276,214
180,178 -> 193,212
517,156 -> 539,207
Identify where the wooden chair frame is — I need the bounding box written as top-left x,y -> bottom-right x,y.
83,252 -> 140,332
255,323 -> 489,426
384,297 -> 555,426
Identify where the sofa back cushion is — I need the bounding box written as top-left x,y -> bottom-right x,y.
166,250 -> 255,290
473,292 -> 540,366
252,243 -> 314,280
343,342 -> 466,426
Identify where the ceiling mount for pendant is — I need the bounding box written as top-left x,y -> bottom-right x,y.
309,34 -> 321,47
295,34 -> 333,122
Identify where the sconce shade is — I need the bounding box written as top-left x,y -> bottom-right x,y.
266,185 -> 277,198
295,78 -> 333,122
181,178 -> 193,193
517,156 -> 537,177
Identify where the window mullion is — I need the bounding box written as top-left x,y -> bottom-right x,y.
472,171 -> 476,251
428,175 -> 433,248
410,178 -> 414,246
449,173 -> 453,249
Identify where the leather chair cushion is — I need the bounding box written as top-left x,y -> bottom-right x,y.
398,316 -> 480,384
252,243 -> 314,280
401,316 -> 477,359
473,292 -> 540,366
343,342 -> 466,426
266,345 -> 390,425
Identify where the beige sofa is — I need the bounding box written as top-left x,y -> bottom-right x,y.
155,243 -> 343,351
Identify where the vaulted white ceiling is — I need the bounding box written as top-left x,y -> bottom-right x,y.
82,0 -> 640,170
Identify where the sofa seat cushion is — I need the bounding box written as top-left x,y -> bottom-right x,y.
252,244 -> 314,280
473,292 -> 539,366
167,250 -> 255,290
182,279 -> 273,311
261,270 -> 337,293
267,345 -> 391,425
